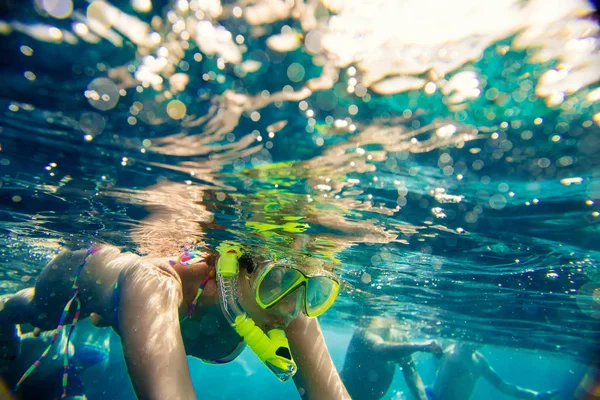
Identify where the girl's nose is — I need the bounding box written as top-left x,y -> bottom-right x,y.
274,286 -> 304,320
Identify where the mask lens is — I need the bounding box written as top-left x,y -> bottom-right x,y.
258,266 -> 303,305
305,277 -> 339,317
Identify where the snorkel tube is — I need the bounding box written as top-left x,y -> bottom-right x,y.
216,243 -> 297,382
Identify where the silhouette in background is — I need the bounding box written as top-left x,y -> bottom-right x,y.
340,317 -> 443,400
430,342 -> 560,400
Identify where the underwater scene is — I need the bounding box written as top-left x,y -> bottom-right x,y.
0,0 -> 599,399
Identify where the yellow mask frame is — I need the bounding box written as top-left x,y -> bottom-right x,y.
253,261 -> 340,318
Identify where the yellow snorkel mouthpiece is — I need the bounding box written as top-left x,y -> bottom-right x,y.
216,242 -> 242,276
216,242 -> 297,382
233,315 -> 296,380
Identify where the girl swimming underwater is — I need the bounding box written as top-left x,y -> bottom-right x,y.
0,242 -> 349,400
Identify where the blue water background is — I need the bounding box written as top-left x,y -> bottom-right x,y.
76,323 -> 587,400
0,0 -> 599,398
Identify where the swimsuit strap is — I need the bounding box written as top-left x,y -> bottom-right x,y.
169,248 -> 211,321
182,269 -> 213,321
177,250 -> 247,363
14,246 -> 100,398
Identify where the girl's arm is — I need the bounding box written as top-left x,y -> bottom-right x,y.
286,314 -> 350,400
118,259 -> 197,400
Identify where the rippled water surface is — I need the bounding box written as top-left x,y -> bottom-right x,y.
0,0 -> 599,397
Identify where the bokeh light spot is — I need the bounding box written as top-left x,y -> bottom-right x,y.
86,78 -> 120,111
41,0 -> 73,19
166,100 -> 186,120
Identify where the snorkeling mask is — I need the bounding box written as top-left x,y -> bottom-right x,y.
253,259 -> 340,318
216,243 -> 297,382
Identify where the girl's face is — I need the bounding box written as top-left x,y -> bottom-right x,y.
237,268 -> 303,331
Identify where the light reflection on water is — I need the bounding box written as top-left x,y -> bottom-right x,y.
0,0 -> 598,365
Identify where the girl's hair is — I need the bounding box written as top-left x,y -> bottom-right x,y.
206,246 -> 260,274
204,251 -> 218,269
239,253 -> 256,274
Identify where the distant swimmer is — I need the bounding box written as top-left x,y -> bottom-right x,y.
340,317 -> 443,400
430,342 -> 559,400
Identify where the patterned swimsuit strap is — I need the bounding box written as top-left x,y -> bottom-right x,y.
13,246 -> 100,398
171,248 -> 212,320
175,247 -> 244,364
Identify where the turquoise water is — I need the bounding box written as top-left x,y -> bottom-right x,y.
75,324 -> 590,399
1,0 -> 599,399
